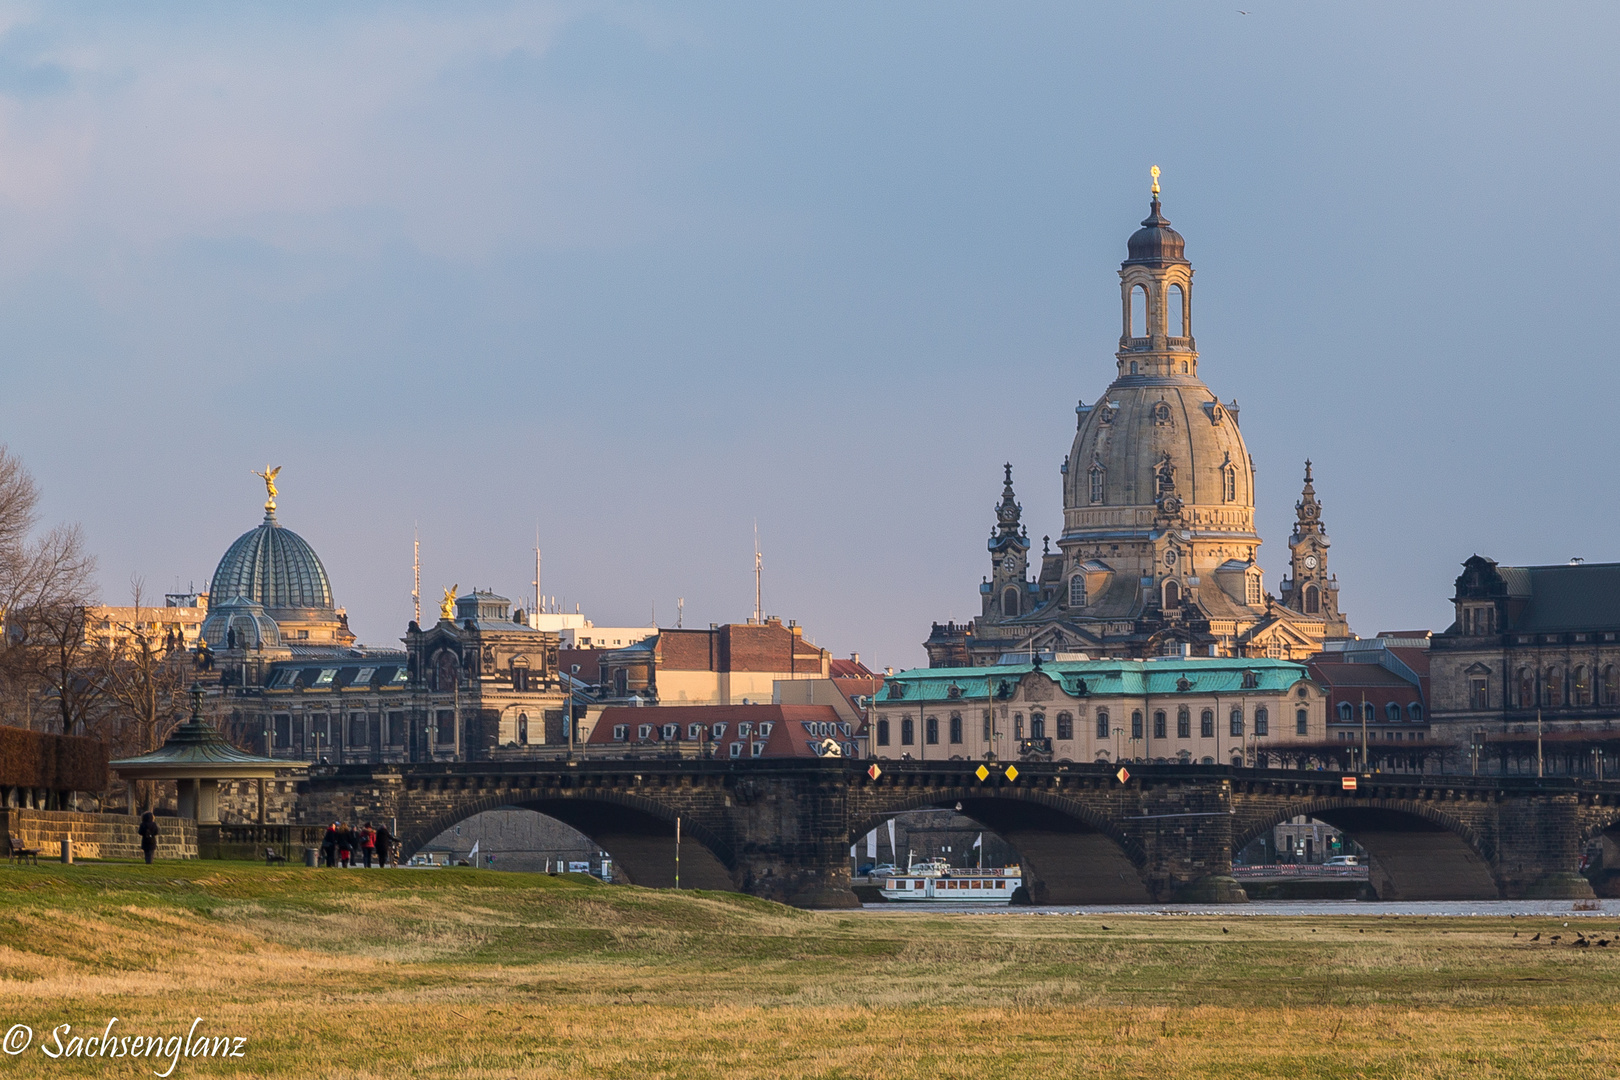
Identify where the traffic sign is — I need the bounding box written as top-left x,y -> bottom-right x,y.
975,764 -> 990,782
1004,765 -> 1019,781
868,764 -> 883,780
1116,767 -> 1130,784
1341,775 -> 1357,791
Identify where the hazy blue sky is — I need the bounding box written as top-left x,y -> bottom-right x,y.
0,2 -> 1613,668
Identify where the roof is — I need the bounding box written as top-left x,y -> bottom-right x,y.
828,657 -> 875,679
112,691 -> 306,779
1511,563 -> 1620,632
880,656 -> 1311,704
209,510 -> 334,613
1307,662 -> 1418,689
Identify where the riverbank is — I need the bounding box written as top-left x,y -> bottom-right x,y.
1,862 -> 1618,1077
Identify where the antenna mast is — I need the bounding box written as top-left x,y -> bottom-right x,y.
412,526 -> 421,624
753,521 -> 762,624
532,526 -> 541,622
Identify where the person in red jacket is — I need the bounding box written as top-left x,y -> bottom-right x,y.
361,824 -> 376,869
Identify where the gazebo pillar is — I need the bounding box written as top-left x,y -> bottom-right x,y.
198,779 -> 220,824
176,779 -> 198,820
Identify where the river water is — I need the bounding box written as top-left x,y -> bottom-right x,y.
861,899 -> 1620,917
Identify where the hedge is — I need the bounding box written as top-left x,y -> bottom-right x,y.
0,726 -> 109,791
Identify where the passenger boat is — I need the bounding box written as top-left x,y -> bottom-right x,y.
878,858 -> 1023,903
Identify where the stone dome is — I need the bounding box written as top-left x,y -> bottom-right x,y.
198,595 -> 282,651
1124,198 -> 1187,267
208,511 -> 334,613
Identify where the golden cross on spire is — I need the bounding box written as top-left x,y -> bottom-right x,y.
1150,165 -> 1161,198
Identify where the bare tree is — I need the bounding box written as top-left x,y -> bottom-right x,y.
98,576 -> 189,811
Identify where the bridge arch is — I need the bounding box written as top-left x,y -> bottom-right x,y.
1236,797 -> 1499,901
853,786 -> 1151,904
402,790 -> 737,891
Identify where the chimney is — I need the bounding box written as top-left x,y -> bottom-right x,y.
851,652 -> 860,666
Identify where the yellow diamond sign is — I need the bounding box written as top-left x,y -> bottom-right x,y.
1004,765 -> 1019,781
1116,767 -> 1131,784
975,764 -> 989,782
867,764 -> 882,780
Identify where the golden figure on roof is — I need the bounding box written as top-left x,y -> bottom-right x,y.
252,466 -> 281,512
440,585 -> 458,622
1150,165 -> 1160,197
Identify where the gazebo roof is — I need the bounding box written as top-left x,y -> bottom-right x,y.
111,687 -> 307,781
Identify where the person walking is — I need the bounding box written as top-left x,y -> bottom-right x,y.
337,825 -> 353,869
361,824 -> 376,869
138,811 -> 159,865
374,822 -> 395,869
321,823 -> 338,868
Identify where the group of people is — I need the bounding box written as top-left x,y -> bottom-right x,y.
320,821 -> 396,868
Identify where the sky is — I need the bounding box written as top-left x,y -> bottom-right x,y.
0,1 -> 1614,670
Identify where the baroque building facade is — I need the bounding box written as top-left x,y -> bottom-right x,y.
925,180 -> 1348,666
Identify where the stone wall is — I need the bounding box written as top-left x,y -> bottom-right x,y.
1,809 -> 197,861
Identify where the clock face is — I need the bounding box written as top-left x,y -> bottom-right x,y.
1001,555 -> 1018,572
1304,555 -> 1318,570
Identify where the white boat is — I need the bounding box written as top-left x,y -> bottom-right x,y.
878,857 -> 1023,903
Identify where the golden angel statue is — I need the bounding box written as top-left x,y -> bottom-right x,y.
440,585 -> 458,622
252,466 -> 282,511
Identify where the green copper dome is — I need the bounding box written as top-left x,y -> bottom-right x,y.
208,510 -> 334,612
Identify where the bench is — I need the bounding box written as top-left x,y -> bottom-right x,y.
264,847 -> 287,866
8,837 -> 41,865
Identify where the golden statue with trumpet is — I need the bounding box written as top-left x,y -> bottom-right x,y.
253,466 -> 281,512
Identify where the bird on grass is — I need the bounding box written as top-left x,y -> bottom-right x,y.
1598,939 -> 1610,947
1100,925 -> 1111,930
1513,931 -> 1519,938
1551,935 -> 1562,943
1575,938 -> 1590,948
1222,927 -> 1229,934
1530,933 -> 1541,942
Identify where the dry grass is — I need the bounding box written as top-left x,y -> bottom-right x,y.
0,863 -> 1618,1077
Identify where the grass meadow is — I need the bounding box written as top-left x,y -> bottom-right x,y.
0,862 -> 1618,1078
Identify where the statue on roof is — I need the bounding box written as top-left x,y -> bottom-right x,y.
252,465 -> 281,512
440,585 -> 458,622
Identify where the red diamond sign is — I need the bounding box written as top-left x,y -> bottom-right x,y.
867,764 -> 883,780
1116,767 -> 1130,784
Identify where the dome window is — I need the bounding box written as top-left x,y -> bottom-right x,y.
1069,574 -> 1087,608
1166,284 -> 1185,338
1088,464 -> 1105,505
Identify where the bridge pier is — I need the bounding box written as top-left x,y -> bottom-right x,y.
1130,778 -> 1248,904
1495,792 -> 1595,899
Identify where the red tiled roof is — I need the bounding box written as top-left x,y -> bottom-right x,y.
829,658 -> 875,679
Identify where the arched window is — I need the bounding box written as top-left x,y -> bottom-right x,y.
1254,707 -> 1269,736
1545,667 -> 1563,707
949,713 -> 963,744
1153,710 -> 1166,738
1385,701 -> 1401,722
1056,711 -> 1073,740
925,715 -> 939,744
1338,702 -> 1353,722
1574,665 -> 1591,706
1069,574 -> 1087,607
1029,714 -> 1045,739
1176,706 -> 1190,738
1229,708 -> 1244,737
1163,580 -> 1181,609
1130,284 -> 1148,337
1296,709 -> 1309,735
1605,666 -> 1618,706
1166,283 -> 1185,338
1517,667 -> 1534,708
1129,360 -> 1138,374
1096,709 -> 1110,739
900,717 -> 915,745
517,712 -> 528,744
1304,585 -> 1319,614
1200,709 -> 1215,737
1089,466 -> 1105,505
1001,587 -> 1019,618
876,719 -> 890,746
1131,710 -> 1143,739
1223,465 -> 1236,503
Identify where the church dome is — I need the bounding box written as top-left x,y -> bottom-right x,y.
208,511 -> 334,613
1124,198 -> 1187,267
198,596 -> 282,651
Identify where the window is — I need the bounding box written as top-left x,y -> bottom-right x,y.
1163,580 -> 1181,609
1230,709 -> 1244,737
901,717 -> 915,745
1296,709 -> 1308,736
638,724 -> 652,740
1154,710 -> 1167,739
925,716 -> 939,745
1606,666 -> 1618,706
351,667 -> 375,688
1518,668 -> 1534,708
688,723 -> 704,740
518,713 -> 529,744
436,710 -> 455,744
1254,707 -> 1268,736
711,723 -> 727,739
1574,665 -> 1591,706
752,742 -> 765,758
314,668 -> 336,687
1096,710 -> 1110,739
760,722 -> 773,736
1131,710 -> 1143,739
1056,712 -> 1073,740
1304,585 -> 1319,614
1130,284 -> 1148,337
1166,283 -> 1185,336
661,724 -> 677,740
1407,702 -> 1423,721
1030,714 -> 1046,739
1014,713 -> 1024,739
1385,702 -> 1401,722
1543,668 -> 1560,707
613,725 -> 627,741
1070,574 -> 1087,607
982,712 -> 992,741
387,711 -> 405,746
273,714 -> 291,749
1177,706 -> 1191,739
1200,709 -> 1214,738
1337,702 -> 1353,722
949,713 -> 963,744
1001,587 -> 1019,618
877,719 -> 890,746
1130,360 -> 1138,374
730,742 -> 743,758
1089,467 -> 1105,505
739,722 -> 752,737
1223,465 -> 1236,503
1362,702 -> 1375,723
1246,574 -> 1262,606
1474,678 -> 1491,710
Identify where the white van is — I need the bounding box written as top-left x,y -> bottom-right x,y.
1324,855 -> 1360,867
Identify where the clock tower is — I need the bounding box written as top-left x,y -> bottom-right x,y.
981,464 -> 1032,627
1278,460 -> 1351,639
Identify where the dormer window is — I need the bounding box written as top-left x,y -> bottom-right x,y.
1069,574 -> 1087,608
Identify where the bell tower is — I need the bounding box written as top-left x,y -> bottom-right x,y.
982,464 -> 1031,625
1116,167 -> 1197,381
1279,460 -> 1351,638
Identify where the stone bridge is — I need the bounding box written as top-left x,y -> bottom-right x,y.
294,760 -> 1620,908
